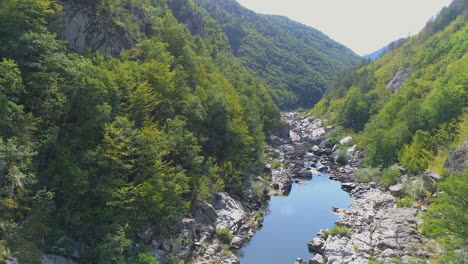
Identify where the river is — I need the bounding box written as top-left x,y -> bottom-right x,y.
237,172 -> 352,264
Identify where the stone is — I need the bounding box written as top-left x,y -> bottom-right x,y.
422,171 -> 441,192
229,236 -> 245,249
346,145 -> 356,156
341,183 -> 356,191
192,200 -> 217,225
214,192 -> 245,231
324,148 -> 333,156
445,141 -> 468,173
389,184 -> 403,197
317,166 -> 329,172
308,254 -> 326,264
307,237 -> 325,254
42,255 -> 77,264
297,170 -> 313,178
339,136 -> 353,145
304,153 -> 316,160
221,258 -> 240,264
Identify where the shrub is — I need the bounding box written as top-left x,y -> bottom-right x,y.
272,160 -> 282,169
327,127 -> 347,146
254,210 -> 264,225
336,149 -> 350,165
396,197 -> 412,208
403,178 -> 427,201
251,181 -> 268,200
215,228 -> 233,244
380,167 -> 400,187
323,225 -> 352,239
356,168 -> 381,183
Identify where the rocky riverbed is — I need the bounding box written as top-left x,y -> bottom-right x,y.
24,112 -> 436,264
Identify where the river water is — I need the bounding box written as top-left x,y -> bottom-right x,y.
237,173 -> 352,264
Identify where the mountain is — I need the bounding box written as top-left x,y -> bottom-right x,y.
192,0 -> 360,108
0,0 -> 284,262
362,37 -> 408,61
313,0 -> 467,261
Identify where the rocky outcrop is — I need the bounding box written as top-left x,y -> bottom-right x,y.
386,68 -> 410,94
444,141 -> 468,173
306,162 -> 436,264
58,1 -> 136,55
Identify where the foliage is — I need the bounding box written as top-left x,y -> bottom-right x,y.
380,167 -> 401,187
251,181 -> 268,200
0,0 -> 282,261
254,210 -> 264,225
323,225 -> 353,239
272,160 -> 282,169
423,172 -> 468,262
396,197 -> 413,208
355,168 -> 381,183
402,178 -> 428,201
215,228 -> 233,244
313,1 -> 468,171
194,0 -> 360,108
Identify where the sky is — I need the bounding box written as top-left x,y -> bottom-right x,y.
236,0 -> 452,55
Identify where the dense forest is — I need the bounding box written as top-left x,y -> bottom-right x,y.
0,0 -> 285,262
193,0 -> 360,108
313,0 -> 467,262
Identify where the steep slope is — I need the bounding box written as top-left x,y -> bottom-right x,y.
0,0 -> 281,262
313,0 -> 467,261
192,0 -> 360,108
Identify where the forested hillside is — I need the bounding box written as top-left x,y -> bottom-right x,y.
0,0 -> 281,262
313,0 -> 468,261
193,0 -> 360,108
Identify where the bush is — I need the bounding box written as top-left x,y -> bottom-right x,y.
255,210 -> 264,225
272,160 -> 282,169
336,149 -> 350,165
215,228 -> 233,244
402,178 -> 427,201
327,127 -> 347,146
356,168 -> 381,183
380,167 -> 400,187
396,197 -> 412,208
251,181 -> 268,200
324,225 -> 352,239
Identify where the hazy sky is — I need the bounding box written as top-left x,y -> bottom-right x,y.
236,0 -> 452,55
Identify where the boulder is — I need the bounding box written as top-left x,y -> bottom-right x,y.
297,170 -> 313,178
422,171 -> 441,192
324,148 -> 333,156
307,237 -> 325,254
304,153 -> 316,160
192,200 -> 217,225
214,192 -> 245,231
317,166 -> 329,173
444,141 -> 468,173
229,236 -> 245,249
308,254 -> 326,264
389,184 -> 404,197
341,183 -> 356,191
339,136 -> 353,145
221,258 -> 240,264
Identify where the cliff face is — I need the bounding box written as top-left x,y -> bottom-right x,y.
58,0 -> 206,55
58,0 -> 134,55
